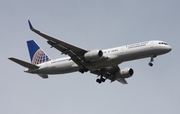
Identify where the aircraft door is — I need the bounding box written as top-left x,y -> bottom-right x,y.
150,42 -> 154,48
120,47 -> 124,53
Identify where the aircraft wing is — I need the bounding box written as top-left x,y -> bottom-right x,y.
90,65 -> 128,84
28,20 -> 88,67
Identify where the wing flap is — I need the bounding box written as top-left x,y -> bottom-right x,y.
47,40 -> 85,66
8,57 -> 39,69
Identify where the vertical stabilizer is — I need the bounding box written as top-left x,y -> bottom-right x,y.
27,40 -> 51,65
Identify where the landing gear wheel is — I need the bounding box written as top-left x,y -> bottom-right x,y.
83,67 -> 88,72
79,67 -> 88,74
148,62 -> 153,67
96,79 -> 101,84
79,69 -> 84,74
101,78 -> 106,82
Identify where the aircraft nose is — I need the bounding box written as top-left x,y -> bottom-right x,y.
166,45 -> 172,52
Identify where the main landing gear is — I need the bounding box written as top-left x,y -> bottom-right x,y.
148,55 -> 157,67
96,76 -> 106,84
79,67 -> 88,74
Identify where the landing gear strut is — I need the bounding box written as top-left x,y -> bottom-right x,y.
148,55 -> 156,67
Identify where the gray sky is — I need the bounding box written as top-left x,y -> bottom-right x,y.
1,0 -> 180,114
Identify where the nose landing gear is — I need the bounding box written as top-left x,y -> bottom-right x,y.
148,55 -> 156,67
148,62 -> 153,67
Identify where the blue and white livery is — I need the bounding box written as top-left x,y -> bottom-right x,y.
27,40 -> 51,65
8,20 -> 172,84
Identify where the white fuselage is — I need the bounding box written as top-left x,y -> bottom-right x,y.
25,40 -> 171,75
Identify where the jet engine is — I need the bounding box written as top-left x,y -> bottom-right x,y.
84,50 -> 103,61
115,68 -> 134,79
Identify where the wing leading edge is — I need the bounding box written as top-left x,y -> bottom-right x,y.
28,20 -> 88,68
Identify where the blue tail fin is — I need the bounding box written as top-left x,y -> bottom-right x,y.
27,40 -> 51,65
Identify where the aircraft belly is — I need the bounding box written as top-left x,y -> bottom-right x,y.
31,61 -> 78,74
49,62 -> 79,74
86,60 -> 119,70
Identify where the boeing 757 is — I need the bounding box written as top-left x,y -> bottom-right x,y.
8,20 -> 172,84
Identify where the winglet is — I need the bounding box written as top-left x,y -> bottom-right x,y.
28,20 -> 33,30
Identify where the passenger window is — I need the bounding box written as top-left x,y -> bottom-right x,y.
159,42 -> 168,45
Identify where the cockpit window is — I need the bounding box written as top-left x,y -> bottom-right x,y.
159,42 -> 168,45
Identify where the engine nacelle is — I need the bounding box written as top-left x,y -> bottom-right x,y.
115,68 -> 134,79
84,50 -> 103,61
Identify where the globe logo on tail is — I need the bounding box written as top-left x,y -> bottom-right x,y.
32,49 -> 50,65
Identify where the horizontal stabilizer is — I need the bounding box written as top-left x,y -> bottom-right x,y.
8,57 -> 39,69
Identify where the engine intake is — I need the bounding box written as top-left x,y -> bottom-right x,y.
115,68 -> 134,79
84,50 -> 103,61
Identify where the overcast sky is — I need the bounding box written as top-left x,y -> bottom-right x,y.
1,0 -> 180,114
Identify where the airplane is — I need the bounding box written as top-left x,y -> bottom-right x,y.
8,20 -> 172,84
